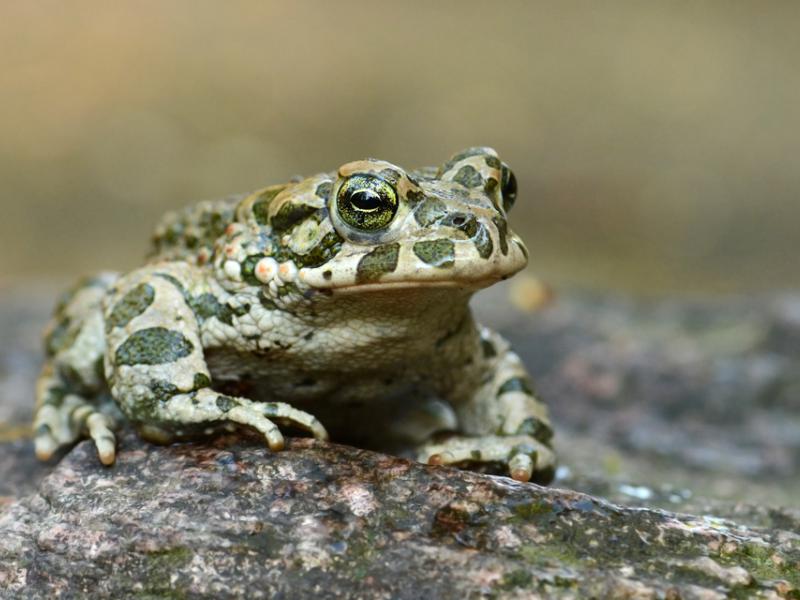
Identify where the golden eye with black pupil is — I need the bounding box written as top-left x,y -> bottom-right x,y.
337,174 -> 398,231
501,165 -> 517,212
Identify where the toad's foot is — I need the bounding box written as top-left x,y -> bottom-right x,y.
135,391 -> 328,453
417,434 -> 556,484
34,394 -> 117,465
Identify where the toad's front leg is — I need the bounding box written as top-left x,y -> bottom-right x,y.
104,263 -> 327,462
417,326 -> 556,484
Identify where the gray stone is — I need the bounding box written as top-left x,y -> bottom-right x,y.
1,286 -> 799,597
1,434 -> 798,599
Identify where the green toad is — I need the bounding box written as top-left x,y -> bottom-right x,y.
34,147 -> 556,483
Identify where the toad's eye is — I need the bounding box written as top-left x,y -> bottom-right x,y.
500,165 -> 517,212
336,174 -> 398,231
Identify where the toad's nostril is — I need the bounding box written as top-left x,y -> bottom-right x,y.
452,216 -> 466,226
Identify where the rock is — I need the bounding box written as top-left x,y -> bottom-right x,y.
1,285 -> 799,597
1,434 -> 798,599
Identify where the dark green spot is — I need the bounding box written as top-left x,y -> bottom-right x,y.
356,243 -> 400,284
271,202 -> 317,234
498,377 -> 535,397
481,339 -> 497,359
473,223 -> 494,259
516,416 -> 554,444
315,181 -> 332,199
484,155 -> 502,169
414,198 -> 448,227
262,402 -> 280,417
252,187 -> 286,226
115,327 -> 194,366
406,189 -> 424,205
94,356 -> 106,382
155,273 -> 244,326
379,168 -> 402,186
259,292 -> 278,311
453,165 -> 484,189
241,254 -> 266,286
216,395 -> 237,412
106,283 -> 155,333
440,147 -> 491,174
45,317 -> 79,356
193,373 -> 211,389
36,423 -> 53,437
293,230 -> 344,268
42,385 -> 68,407
413,239 -> 455,268
149,380 -> 180,403
493,217 -> 509,255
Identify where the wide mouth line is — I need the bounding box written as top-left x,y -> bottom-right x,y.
328,277 -> 503,293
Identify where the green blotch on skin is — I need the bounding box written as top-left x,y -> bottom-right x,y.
259,292 -> 278,311
356,243 -> 400,284
516,416 -> 554,444
498,377 -> 535,397
315,181 -> 332,199
413,239 -> 455,268
493,217 -> 509,255
189,293 -> 225,322
473,222 -> 494,259
115,327 -> 194,366
440,147 -> 491,174
484,155 -> 502,169
106,283 -> 155,333
293,230 -> 344,268
453,165 -> 484,189
149,379 -> 180,403
271,202 -> 318,234
216,395 -> 237,412
406,189 -> 424,205
59,364 -> 89,392
154,272 -> 244,326
414,198 -> 448,227
45,317 -> 79,356
276,282 -> 300,298
189,293 -> 247,326
193,373 -> 211,389
379,168 -> 402,186
481,339 -> 497,359
241,254 -> 266,286
42,385 -> 68,407
262,402 -> 280,417
252,186 -> 286,225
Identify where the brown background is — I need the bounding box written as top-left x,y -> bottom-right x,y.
2,1 -> 798,294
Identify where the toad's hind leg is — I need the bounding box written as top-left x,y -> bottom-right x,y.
34,274 -> 120,464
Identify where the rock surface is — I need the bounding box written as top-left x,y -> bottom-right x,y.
2,434 -> 799,599
1,284 -> 799,598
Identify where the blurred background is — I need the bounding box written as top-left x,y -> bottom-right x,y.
1,1 -> 799,295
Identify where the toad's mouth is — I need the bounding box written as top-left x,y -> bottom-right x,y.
329,276 -> 509,295
299,236 -> 528,292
